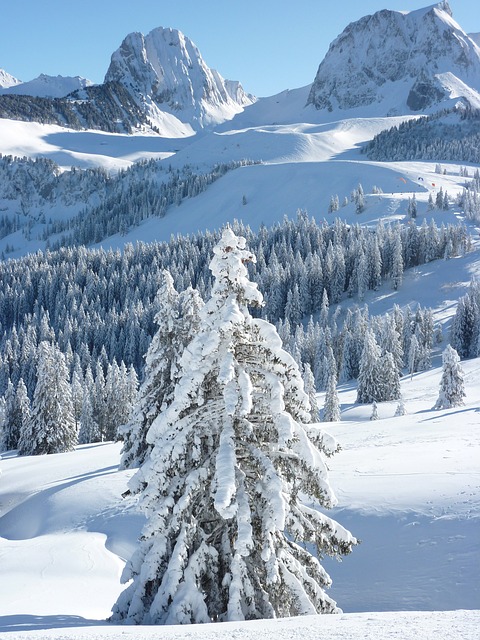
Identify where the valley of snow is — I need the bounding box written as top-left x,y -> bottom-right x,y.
0,104 -> 474,262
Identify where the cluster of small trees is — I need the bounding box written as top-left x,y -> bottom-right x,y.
456,171 -> 480,223
279,298 -> 437,402
328,184 -> 371,216
450,278 -> 480,359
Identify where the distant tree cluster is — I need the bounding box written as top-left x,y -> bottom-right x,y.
456,170 -> 480,223
363,107 -> 480,163
0,338 -> 137,455
278,299 -> 437,402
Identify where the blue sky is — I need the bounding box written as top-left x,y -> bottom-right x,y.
1,0 -> 478,97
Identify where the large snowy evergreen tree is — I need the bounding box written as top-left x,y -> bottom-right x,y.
111,228 -> 356,625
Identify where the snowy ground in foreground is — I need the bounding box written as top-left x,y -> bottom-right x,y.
0,610 -> 479,640
0,354 -> 479,639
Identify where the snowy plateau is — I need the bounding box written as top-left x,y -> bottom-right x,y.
0,1 -> 480,639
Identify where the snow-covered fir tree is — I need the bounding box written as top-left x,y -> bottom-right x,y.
111,228 -> 356,625
0,380 -> 17,452
78,393 -> 101,445
18,341 -> 76,455
434,345 -> 466,410
377,352 -> 401,402
0,378 -> 30,452
356,328 -> 382,404
323,369 -> 341,422
119,270 -> 181,470
451,279 -> 480,359
120,275 -> 204,471
394,397 -> 407,417
302,362 -> 320,423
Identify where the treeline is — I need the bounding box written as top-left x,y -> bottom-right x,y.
0,81 -> 148,133
363,107 -> 480,163
456,171 -> 480,223
0,214 -> 470,405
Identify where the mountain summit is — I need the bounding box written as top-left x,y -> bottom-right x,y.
104,26 -> 254,132
0,68 -> 21,89
307,1 -> 480,114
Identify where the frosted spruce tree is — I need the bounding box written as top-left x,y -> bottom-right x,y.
111,228 -> 356,625
18,341 -> 76,455
323,370 -> 341,422
356,328 -> 382,404
434,345 -> 466,409
119,273 -> 203,470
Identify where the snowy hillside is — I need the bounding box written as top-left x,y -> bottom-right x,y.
0,110 -> 477,262
0,351 -> 479,636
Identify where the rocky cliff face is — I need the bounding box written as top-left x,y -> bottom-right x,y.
104,27 -> 254,130
307,1 -> 480,114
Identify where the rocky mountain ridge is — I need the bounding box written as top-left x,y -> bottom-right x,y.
0,3 -> 479,134
0,26 -> 253,136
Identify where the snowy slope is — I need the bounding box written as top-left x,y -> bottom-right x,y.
0,109 -> 478,268
0,74 -> 93,98
0,119 -> 181,171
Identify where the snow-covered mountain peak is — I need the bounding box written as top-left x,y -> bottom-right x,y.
104,26 -> 255,131
0,73 -> 93,98
0,68 -> 21,89
307,1 -> 480,114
